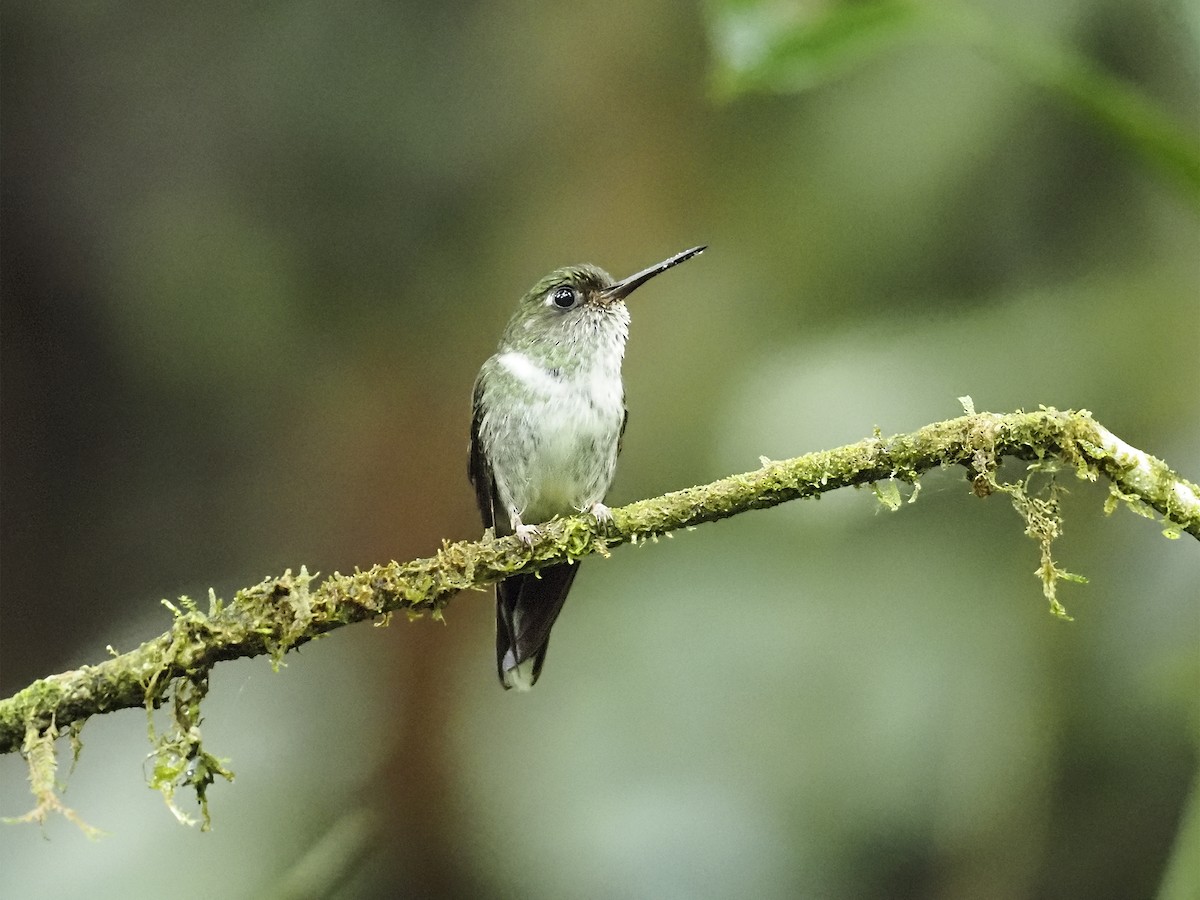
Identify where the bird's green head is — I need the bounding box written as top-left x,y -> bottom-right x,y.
499,246 -> 705,353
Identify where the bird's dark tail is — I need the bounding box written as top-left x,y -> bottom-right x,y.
495,562 -> 579,691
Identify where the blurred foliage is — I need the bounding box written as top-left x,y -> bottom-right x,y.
709,0 -> 933,93
708,0 -> 1200,205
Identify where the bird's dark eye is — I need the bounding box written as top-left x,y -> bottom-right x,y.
551,286 -> 577,309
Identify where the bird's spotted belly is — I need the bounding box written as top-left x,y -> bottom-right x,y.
497,394 -> 622,524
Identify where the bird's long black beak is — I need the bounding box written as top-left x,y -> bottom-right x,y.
600,245 -> 706,301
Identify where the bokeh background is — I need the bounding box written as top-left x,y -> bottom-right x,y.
2,1 -> 1198,897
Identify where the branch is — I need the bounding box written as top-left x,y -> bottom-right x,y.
2,407 -> 1196,824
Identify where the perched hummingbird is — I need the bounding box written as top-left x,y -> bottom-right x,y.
469,246 -> 706,690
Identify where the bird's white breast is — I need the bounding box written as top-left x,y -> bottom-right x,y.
497,351 -> 563,395
491,349 -> 625,521
498,350 -> 623,410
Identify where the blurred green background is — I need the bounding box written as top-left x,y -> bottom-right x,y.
2,1 -> 1198,897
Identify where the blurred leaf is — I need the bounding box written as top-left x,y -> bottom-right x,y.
707,0 -> 1200,206
708,0 -> 930,96
983,22 -> 1200,207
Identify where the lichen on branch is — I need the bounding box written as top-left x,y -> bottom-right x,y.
2,406 -> 1197,831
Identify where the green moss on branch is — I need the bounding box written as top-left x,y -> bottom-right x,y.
2,406 -> 1197,829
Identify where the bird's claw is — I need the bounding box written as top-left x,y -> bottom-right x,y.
514,522 -> 540,545
589,502 -> 614,528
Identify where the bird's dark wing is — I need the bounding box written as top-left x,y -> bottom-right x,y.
616,402 -> 628,456
468,377 -> 502,533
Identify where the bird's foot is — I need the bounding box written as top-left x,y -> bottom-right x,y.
514,522 -> 540,545
589,502 -> 614,528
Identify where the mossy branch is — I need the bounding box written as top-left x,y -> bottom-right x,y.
2,406 -> 1197,830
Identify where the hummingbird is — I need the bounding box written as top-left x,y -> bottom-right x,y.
469,245 -> 706,690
